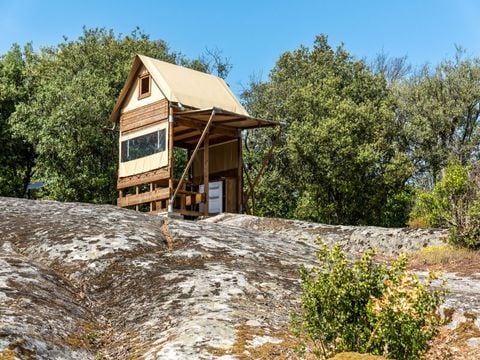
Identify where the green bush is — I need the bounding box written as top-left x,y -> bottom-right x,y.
410,162 -> 480,249
292,240 -> 446,359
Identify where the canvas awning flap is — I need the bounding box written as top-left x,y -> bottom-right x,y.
173,108 -> 277,130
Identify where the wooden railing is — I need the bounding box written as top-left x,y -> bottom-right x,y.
117,178 -> 205,217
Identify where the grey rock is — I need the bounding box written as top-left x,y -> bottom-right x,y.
0,197 -> 477,359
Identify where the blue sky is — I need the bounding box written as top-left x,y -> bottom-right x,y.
1,0 -> 480,95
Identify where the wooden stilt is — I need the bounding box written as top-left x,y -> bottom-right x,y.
168,105 -> 174,212
149,183 -> 153,212
135,186 -> 139,211
237,136 -> 243,213
203,133 -> 209,216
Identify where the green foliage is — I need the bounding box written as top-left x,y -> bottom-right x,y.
410,162 -> 469,227
411,162 -> 480,248
395,48 -> 480,187
0,44 -> 36,197
292,240 -> 445,359
243,35 -> 413,226
7,28 -> 179,203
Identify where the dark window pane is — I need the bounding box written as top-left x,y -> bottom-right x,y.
121,128 -> 166,162
140,76 -> 150,95
158,129 -> 166,152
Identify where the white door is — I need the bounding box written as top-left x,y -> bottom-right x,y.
199,181 -> 223,214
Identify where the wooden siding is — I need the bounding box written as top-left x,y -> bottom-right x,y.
120,99 -> 169,134
117,187 -> 169,207
225,177 -> 237,213
192,139 -> 239,178
117,167 -> 170,189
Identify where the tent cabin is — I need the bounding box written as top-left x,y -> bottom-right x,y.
109,55 -> 276,217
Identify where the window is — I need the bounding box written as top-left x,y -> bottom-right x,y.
138,74 -> 151,99
121,128 -> 166,162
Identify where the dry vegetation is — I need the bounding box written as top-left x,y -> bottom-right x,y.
331,353 -> 386,360
207,325 -> 299,359
409,244 -> 480,275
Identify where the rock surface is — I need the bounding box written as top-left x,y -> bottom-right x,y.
0,197 -> 478,359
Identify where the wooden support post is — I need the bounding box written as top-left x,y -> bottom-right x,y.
203,133 -> 209,216
118,189 -> 124,208
135,186 -> 139,211
237,136 -> 243,213
168,106 -> 175,212
187,149 -> 192,183
170,109 -> 216,209
149,183 -> 153,212
180,182 -> 186,212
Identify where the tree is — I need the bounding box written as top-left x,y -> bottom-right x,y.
0,44 -> 36,197
243,35 -> 412,226
395,48 -> 480,188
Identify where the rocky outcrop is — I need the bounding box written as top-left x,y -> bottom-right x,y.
206,213 -> 447,257
0,197 -> 477,359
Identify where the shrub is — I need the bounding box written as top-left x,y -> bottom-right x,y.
292,240 -> 446,359
410,162 -> 480,249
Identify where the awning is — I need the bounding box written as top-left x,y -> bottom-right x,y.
174,107 -> 277,129
172,107 -> 278,148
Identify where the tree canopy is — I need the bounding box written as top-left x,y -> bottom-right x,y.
243,36 -> 412,226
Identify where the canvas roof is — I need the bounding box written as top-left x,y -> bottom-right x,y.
110,55 -> 250,122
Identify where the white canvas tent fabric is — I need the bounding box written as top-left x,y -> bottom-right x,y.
110,55 -> 249,122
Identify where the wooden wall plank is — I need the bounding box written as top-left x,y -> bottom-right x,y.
117,167 -> 169,189
120,99 -> 168,133
118,187 -> 169,207
192,139 -> 239,178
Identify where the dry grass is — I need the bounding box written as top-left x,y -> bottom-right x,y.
425,321 -> 480,359
408,216 -> 431,229
207,324 -> 301,359
0,350 -> 16,360
330,353 -> 386,360
409,244 -> 480,275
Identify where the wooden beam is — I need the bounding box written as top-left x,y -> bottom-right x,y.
237,137 -> 243,213
174,128 -> 198,137
174,117 -> 238,138
174,131 -> 202,142
214,117 -> 246,124
204,132 -> 209,216
117,167 -> 169,189
174,136 -> 236,150
118,187 -> 169,208
168,105 -> 174,208
135,186 -> 139,211
170,109 -> 216,210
